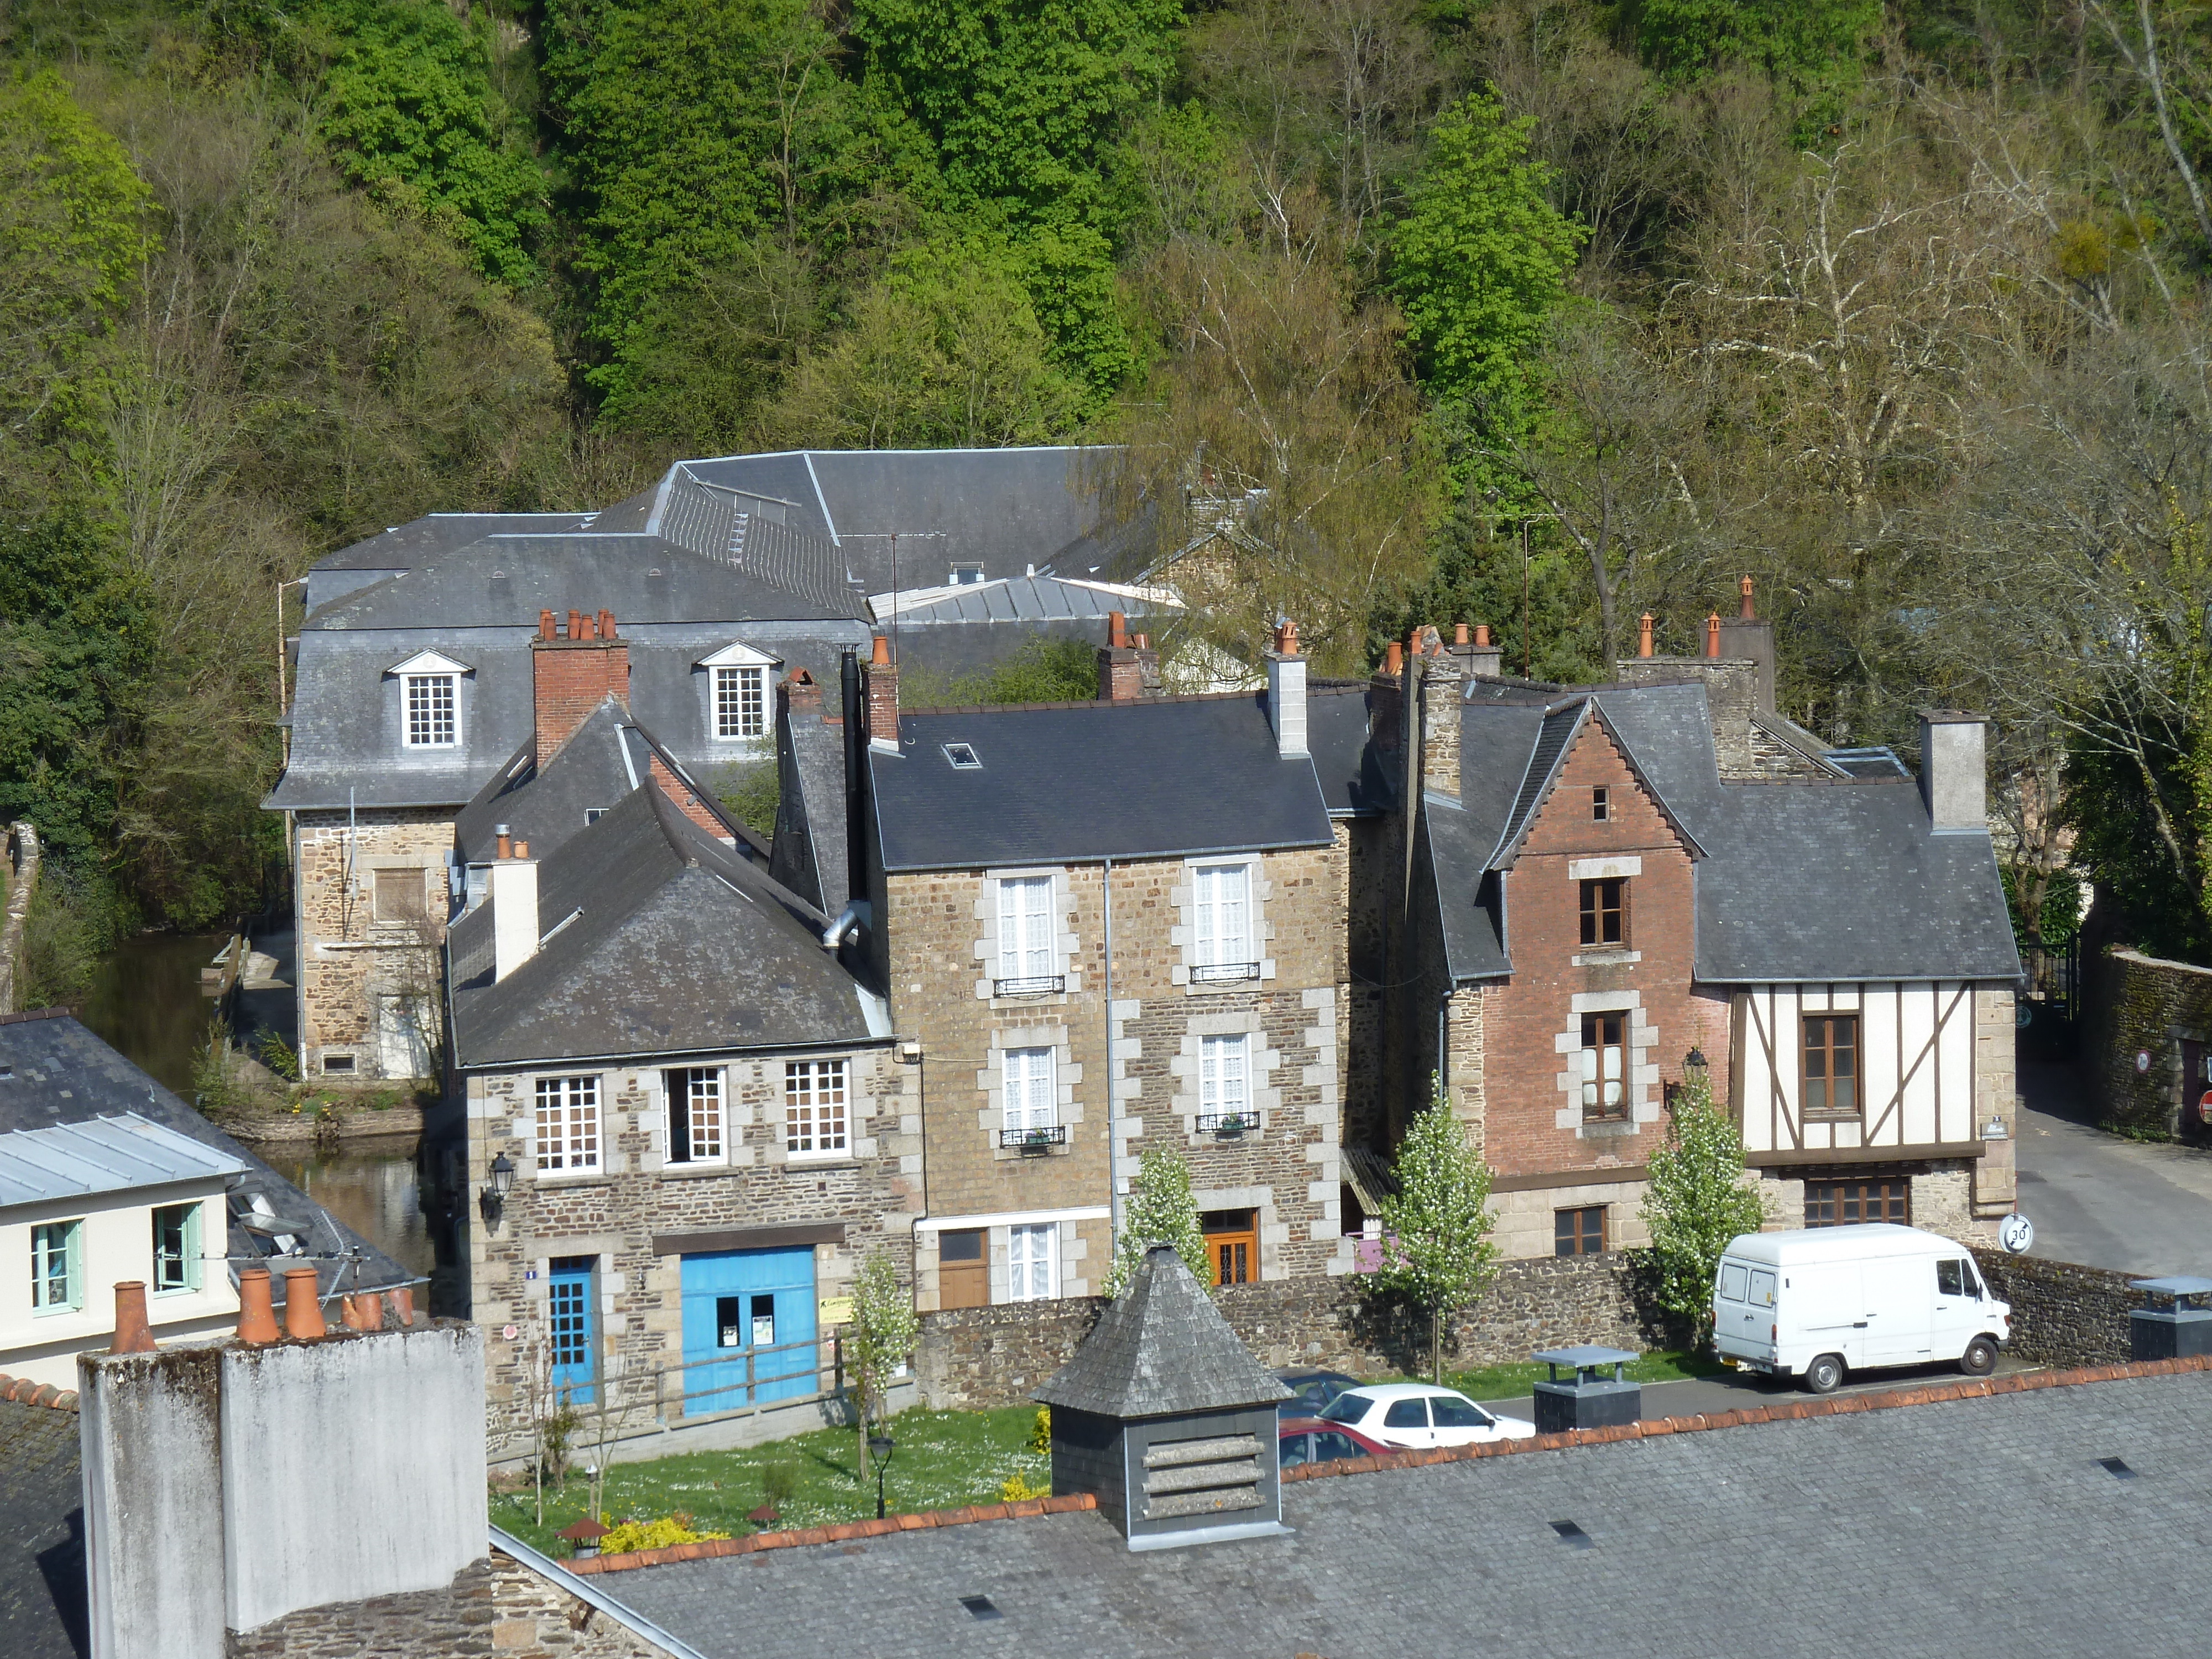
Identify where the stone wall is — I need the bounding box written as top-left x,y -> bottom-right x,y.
2081,945 -> 2212,1138
915,1253 -> 1657,1408
294,807 -> 455,1082
1974,1249 -> 2136,1368
226,1552 -> 671,1659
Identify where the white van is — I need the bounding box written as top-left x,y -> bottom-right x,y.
1712,1224 -> 2011,1394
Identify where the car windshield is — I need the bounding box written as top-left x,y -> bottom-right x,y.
1429,1395 -> 1491,1429
1319,1394 -> 1368,1425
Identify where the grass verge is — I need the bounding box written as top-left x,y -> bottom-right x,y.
1403,1348 -> 1726,1404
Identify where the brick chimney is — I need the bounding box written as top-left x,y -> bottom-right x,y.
1265,620 -> 1307,758
1097,610 -> 1144,702
784,667 -> 822,723
864,634 -> 899,754
531,605 -> 629,767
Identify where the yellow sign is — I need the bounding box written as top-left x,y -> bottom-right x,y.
818,1297 -> 854,1326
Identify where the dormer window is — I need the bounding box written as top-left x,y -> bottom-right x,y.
386,650 -> 469,749
698,640 -> 781,741
951,562 -> 985,585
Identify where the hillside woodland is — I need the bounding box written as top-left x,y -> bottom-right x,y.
2,0 -> 2209,991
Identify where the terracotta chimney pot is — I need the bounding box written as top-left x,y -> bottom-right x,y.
1704,613 -> 1722,658
390,1286 -> 416,1328
513,838 -> 528,858
1454,622 -> 1469,646
495,826 -> 512,860
111,1281 -> 155,1355
538,609 -> 555,640
339,1293 -> 369,1332
1134,633 -> 1149,649
1384,641 -> 1403,675
1639,614 -> 1655,658
598,608 -> 617,638
237,1267 -> 279,1345
282,1267 -> 326,1340
1475,624 -> 1491,648
1108,611 -> 1128,649
1739,576 -> 1755,620
1279,619 -> 1300,656
870,634 -> 890,666
567,609 -> 582,641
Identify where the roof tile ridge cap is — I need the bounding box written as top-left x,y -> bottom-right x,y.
0,1006 -> 72,1026
0,1372 -> 81,1411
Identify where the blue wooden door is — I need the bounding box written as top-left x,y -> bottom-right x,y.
679,1247 -> 818,1413
547,1256 -> 597,1406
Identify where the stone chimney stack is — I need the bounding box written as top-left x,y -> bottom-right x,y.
864,634 -> 899,754
530,605 -> 629,768
1097,610 -> 1144,702
1919,711 -> 1990,832
1714,576 -> 1777,714
1467,621 -> 1503,679
1265,620 -> 1307,758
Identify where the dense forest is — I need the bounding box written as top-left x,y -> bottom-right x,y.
3,0 -> 2211,993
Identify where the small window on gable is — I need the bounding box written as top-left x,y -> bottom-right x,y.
1591,786 -> 1610,822
585,807 -> 607,825
943,743 -> 981,769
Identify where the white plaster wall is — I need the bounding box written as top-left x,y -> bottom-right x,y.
1736,982 -> 1983,1153
220,1325 -> 486,1632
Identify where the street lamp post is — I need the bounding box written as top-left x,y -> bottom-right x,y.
867,1431 -> 896,1520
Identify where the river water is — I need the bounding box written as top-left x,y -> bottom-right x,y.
77,931 -> 436,1277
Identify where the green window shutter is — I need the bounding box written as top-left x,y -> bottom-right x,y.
65,1219 -> 84,1312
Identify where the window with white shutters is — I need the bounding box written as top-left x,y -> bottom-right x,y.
534,1076 -> 602,1172
994,875 -> 1060,994
1008,1223 -> 1057,1302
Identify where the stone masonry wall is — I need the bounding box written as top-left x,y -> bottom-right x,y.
2081,946 -> 2212,1138
226,1552 -> 671,1659
294,807 -> 454,1081
915,1253 -> 1653,1408
465,1046 -> 917,1457
1973,1250 -> 2137,1368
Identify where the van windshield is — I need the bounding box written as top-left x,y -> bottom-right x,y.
1719,1263 -> 1748,1302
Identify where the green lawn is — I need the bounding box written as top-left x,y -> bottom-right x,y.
491,1406 -> 1049,1558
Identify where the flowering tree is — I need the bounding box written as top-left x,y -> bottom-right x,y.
1371,1076 -> 1498,1383
1639,1072 -> 1765,1345
844,1250 -> 917,1485
1105,1144 -> 1209,1296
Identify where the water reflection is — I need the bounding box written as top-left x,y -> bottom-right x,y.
77,932 -> 227,1095
258,1134 -> 437,1279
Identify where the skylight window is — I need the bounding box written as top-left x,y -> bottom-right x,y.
943,743 -> 981,769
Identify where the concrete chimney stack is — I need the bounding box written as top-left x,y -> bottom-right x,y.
1919,711 -> 1990,832
865,634 -> 900,754
1266,620 -> 1308,758
490,846 -> 539,983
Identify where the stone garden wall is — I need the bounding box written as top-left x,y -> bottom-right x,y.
2080,944 -> 2212,1137
1974,1249 -> 2137,1368
915,1253 -> 1661,1409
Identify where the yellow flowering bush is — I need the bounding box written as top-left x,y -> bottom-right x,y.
596,1515 -> 732,1554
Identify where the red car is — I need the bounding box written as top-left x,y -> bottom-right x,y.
1277,1415 -> 1393,1470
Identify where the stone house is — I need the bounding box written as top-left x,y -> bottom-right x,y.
1378,597 -> 2024,1258
812,620 -> 1354,1312
440,778 -> 913,1457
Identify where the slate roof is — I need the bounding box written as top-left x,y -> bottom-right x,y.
0,1113 -> 249,1208
871,575 -> 1176,627
0,1013 -> 411,1296
593,1370 -> 2212,1659
451,701 -> 764,869
305,513 -> 596,610
772,701 -> 852,915
1305,684 -> 1396,818
1032,1245 -> 1290,1420
1433,681 -> 2022,984
448,783 -> 886,1069
1423,797 -> 1509,979
0,1396 -> 83,1659
870,695 -> 1334,873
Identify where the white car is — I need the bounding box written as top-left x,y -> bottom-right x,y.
1317,1383 -> 1536,1450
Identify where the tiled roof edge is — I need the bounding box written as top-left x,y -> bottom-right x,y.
0,1371 -> 80,1411
568,1491 -> 1099,1575
0,1006 -> 70,1026
1279,1352 -> 2212,1485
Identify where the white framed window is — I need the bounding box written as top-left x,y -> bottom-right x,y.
1001,1046 -> 1057,1132
1193,863 -> 1251,968
998,876 -> 1055,979
404,674 -> 457,747
1008,1222 -> 1057,1302
152,1202 -> 201,1295
665,1067 -> 725,1165
714,666 -> 765,739
534,1075 -> 602,1173
1200,1034 -> 1250,1116
786,1058 -> 848,1157
30,1219 -> 82,1313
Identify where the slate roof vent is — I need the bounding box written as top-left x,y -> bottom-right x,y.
1034,1244 -> 1291,1551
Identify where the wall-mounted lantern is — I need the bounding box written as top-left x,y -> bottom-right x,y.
479,1152 -> 516,1230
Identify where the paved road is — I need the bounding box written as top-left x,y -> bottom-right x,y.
1477,1352 -> 2035,1423
2015,1057 -> 2212,1277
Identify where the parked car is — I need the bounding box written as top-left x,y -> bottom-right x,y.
1277,1415 -> 1393,1470
1712,1223 -> 2012,1394
1272,1367 -> 1363,1416
1318,1384 -> 1536,1449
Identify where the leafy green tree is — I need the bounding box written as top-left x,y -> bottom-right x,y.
1627,0 -> 1880,88
1371,1077 -> 1499,1383
1639,1071 -> 1765,1345
1106,1144 -> 1208,1297
0,67 -> 153,455
843,1249 -> 919,1485
765,237 -> 1083,447
1389,91 -> 1587,444
301,0 -> 547,286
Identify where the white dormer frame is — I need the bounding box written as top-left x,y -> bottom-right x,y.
387,651 -> 471,749
698,640 -> 783,742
